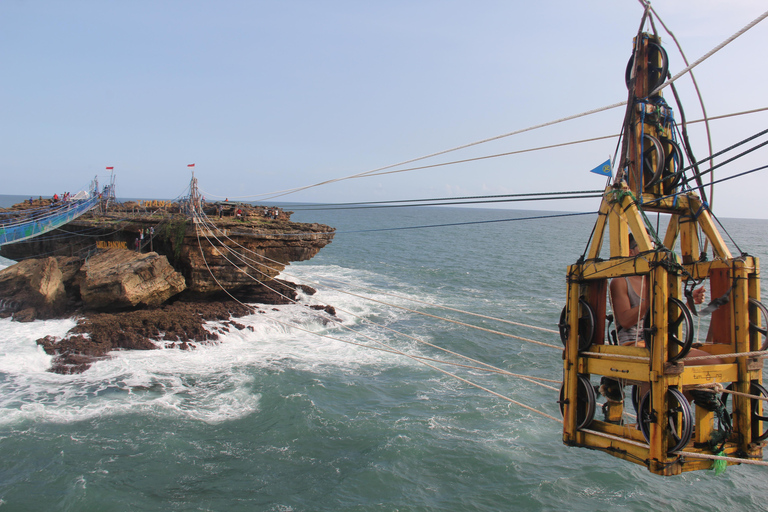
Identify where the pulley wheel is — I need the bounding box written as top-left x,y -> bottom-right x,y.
559,374 -> 596,430
559,298 -> 596,351
641,134 -> 665,190
631,384 -> 641,415
748,298 -> 768,351
660,137 -> 685,193
638,387 -> 693,453
625,41 -> 669,93
644,297 -> 694,362
722,382 -> 768,442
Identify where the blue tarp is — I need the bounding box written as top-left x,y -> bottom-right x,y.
0,197 -> 100,246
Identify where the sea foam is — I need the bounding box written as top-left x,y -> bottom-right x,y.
0,263 -> 433,427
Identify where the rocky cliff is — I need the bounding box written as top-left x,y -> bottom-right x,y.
0,200 -> 336,373
0,201 -> 335,302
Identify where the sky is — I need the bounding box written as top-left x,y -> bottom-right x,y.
1,0 -> 767,218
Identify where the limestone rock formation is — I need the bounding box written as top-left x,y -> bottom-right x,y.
0,200 -> 337,373
78,249 -> 186,310
0,256 -> 68,320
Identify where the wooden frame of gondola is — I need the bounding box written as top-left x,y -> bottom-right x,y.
561,32 -> 765,475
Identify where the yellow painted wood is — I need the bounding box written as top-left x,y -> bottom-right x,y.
695,406 -> 715,445
679,363 -> 739,386
586,194 -> 612,261
732,261 -> 753,450
579,256 -> 657,281
582,358 -> 649,383
642,193 -> 694,213
681,260 -> 731,280
663,214 -> 680,250
561,274 -> 582,445
588,344 -> 651,358
688,196 -> 732,260
620,193 -> 654,253
562,32 -> 763,474
679,213 -> 700,264
648,267 -> 670,466
581,436 -> 649,468
609,201 -> 630,258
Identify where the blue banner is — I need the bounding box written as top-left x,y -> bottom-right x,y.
589,158 -> 612,177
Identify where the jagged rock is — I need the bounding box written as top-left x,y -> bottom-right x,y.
0,256 -> 67,319
0,200 -> 338,374
37,300 -> 254,373
309,304 -> 337,316
180,222 -> 333,295
78,249 -> 186,310
0,203 -> 335,303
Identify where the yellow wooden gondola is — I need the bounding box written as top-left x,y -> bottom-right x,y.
559,31 -> 766,476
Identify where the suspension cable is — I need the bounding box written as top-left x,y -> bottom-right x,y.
193,217 -> 562,420
197,7 -> 768,205
334,211 -> 597,234
289,189 -> 604,210
197,211 -> 559,373
196,210 -> 562,344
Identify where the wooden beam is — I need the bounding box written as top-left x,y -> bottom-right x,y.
586,194 -> 612,261
663,214 -> 680,251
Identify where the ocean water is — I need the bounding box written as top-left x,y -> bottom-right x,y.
1,203 -> 767,511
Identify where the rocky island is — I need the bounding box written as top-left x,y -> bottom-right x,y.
0,198 -> 335,373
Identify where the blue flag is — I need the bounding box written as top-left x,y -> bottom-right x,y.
589,158 -> 612,177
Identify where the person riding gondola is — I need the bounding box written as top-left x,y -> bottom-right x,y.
609,234 -> 721,365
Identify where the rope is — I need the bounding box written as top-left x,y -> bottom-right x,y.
278,192 -> 605,212
647,3 -> 715,201
195,210 -> 563,350
583,352 -> 650,362
202,210 -> 559,336
198,7 -> 768,204
348,137 -> 621,179
207,103 -> 628,202
193,218 -> 562,422
673,451 -> 768,467
201,108 -> 761,204
334,211 -> 597,234
679,134 -> 768,188
649,8 -> 768,98
289,189 -> 605,210
584,434 -> 768,467
194,212 -> 563,389
318,279 -> 559,335
683,349 -> 768,362
580,428 -> 650,449
691,382 -> 768,402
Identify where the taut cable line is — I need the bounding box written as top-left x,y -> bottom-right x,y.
288,192 -> 604,211
193,217 -> 562,419
289,189 -> 604,210
201,8 -> 768,203
195,210 -> 562,347
194,211 -> 562,387
199,106 -> 767,203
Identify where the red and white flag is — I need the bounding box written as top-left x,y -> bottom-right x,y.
106,166 -> 114,170
187,164 -> 195,168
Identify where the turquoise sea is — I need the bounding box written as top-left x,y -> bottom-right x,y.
1,195 -> 768,511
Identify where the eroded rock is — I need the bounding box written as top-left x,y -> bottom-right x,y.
78,249 -> 186,310
0,256 -> 67,319
37,300 -> 254,373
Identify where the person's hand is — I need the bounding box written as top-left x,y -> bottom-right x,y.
693,287 -> 706,305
